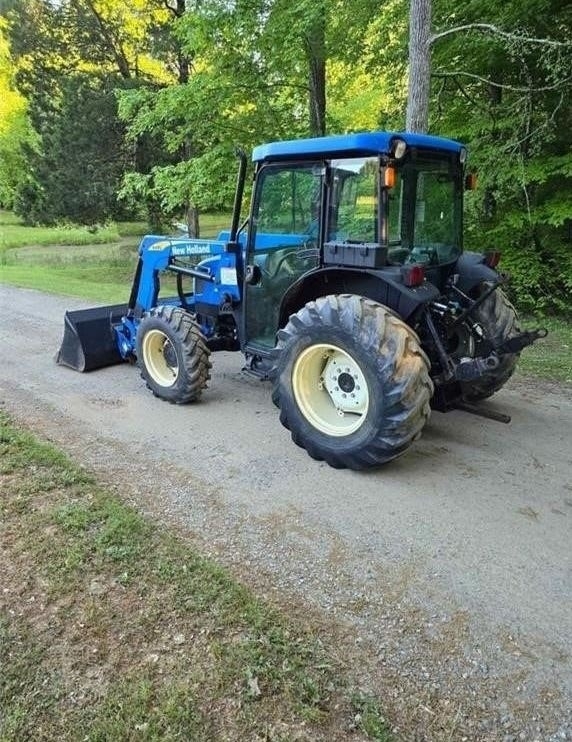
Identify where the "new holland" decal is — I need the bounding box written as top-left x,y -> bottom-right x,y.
148,240 -> 225,255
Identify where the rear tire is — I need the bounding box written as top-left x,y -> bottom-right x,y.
137,306 -> 211,404
271,294 -> 433,469
461,285 -> 520,402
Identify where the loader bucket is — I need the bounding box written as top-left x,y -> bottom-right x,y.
56,303 -> 129,372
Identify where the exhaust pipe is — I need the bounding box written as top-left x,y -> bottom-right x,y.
56,303 -> 129,372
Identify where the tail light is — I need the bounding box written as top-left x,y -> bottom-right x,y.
401,264 -> 425,287
484,250 -> 501,268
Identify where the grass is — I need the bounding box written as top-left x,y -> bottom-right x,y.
0,210 -> 232,303
517,316 -> 572,384
0,211 -> 122,249
0,259 -> 138,303
0,210 -> 232,249
0,411 -> 393,741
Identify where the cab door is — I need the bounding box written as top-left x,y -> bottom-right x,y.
243,162 -> 323,350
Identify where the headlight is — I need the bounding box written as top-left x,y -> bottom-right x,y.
392,138 -> 407,159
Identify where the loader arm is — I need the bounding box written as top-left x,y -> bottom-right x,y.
57,235 -> 242,372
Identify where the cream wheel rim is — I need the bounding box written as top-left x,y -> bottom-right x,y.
292,343 -> 369,436
142,329 -> 179,387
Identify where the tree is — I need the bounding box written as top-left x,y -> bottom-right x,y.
118,0 -> 311,232
0,18 -> 35,208
406,0 -> 431,132
117,0 -> 384,232
2,0 -> 170,223
415,0 -> 572,312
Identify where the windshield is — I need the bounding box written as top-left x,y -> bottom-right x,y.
388,154 -> 462,266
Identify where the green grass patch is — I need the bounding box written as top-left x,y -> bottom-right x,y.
0,412 -> 392,741
0,213 -> 122,250
0,210 -> 22,225
0,209 -> 230,249
352,694 -> 394,741
0,210 -> 232,302
517,316 -> 572,384
0,210 -> 140,301
0,263 -> 136,303
196,211 -> 233,236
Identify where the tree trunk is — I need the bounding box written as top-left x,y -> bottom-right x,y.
187,204 -> 199,238
79,0 -> 132,79
175,0 -> 189,84
406,0 -> 432,133
306,13 -> 326,137
167,0 -> 196,235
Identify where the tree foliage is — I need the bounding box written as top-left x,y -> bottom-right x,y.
3,0 -> 169,223
14,74 -> 135,225
0,18 -> 35,208
429,0 -> 572,313
0,0 -> 570,312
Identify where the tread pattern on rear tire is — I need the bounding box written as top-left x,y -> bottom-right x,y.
461,285 -> 520,402
271,294 -> 434,469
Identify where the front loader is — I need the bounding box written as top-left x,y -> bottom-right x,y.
57,131 -> 546,469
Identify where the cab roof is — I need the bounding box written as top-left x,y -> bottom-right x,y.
252,131 -> 464,162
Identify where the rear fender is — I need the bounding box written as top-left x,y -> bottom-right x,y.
454,252 -> 501,296
278,267 -> 440,328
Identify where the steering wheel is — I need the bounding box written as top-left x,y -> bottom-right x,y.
407,246 -> 439,265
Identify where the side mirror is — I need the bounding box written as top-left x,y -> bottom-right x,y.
465,173 -> 478,191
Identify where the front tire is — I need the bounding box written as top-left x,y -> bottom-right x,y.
461,285 -> 520,402
272,294 -> 433,469
137,305 -> 211,404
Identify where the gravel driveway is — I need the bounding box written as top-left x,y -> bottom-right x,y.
1,285 -> 571,740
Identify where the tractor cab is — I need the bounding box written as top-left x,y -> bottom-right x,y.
243,132 -> 465,352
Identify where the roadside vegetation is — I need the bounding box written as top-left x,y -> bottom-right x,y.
0,410 -> 391,741
518,317 -> 572,384
0,210 -> 231,304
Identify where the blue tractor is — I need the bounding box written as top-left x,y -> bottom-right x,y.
57,131 -> 546,469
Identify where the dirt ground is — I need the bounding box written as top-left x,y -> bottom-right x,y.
1,285 -> 571,741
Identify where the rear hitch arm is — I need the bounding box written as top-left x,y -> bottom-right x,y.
453,354 -> 500,381
494,327 -> 548,355
423,305 -> 499,383
449,278 -> 507,328
423,308 -> 456,381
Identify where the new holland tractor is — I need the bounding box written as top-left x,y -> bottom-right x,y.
57,131 -> 546,469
